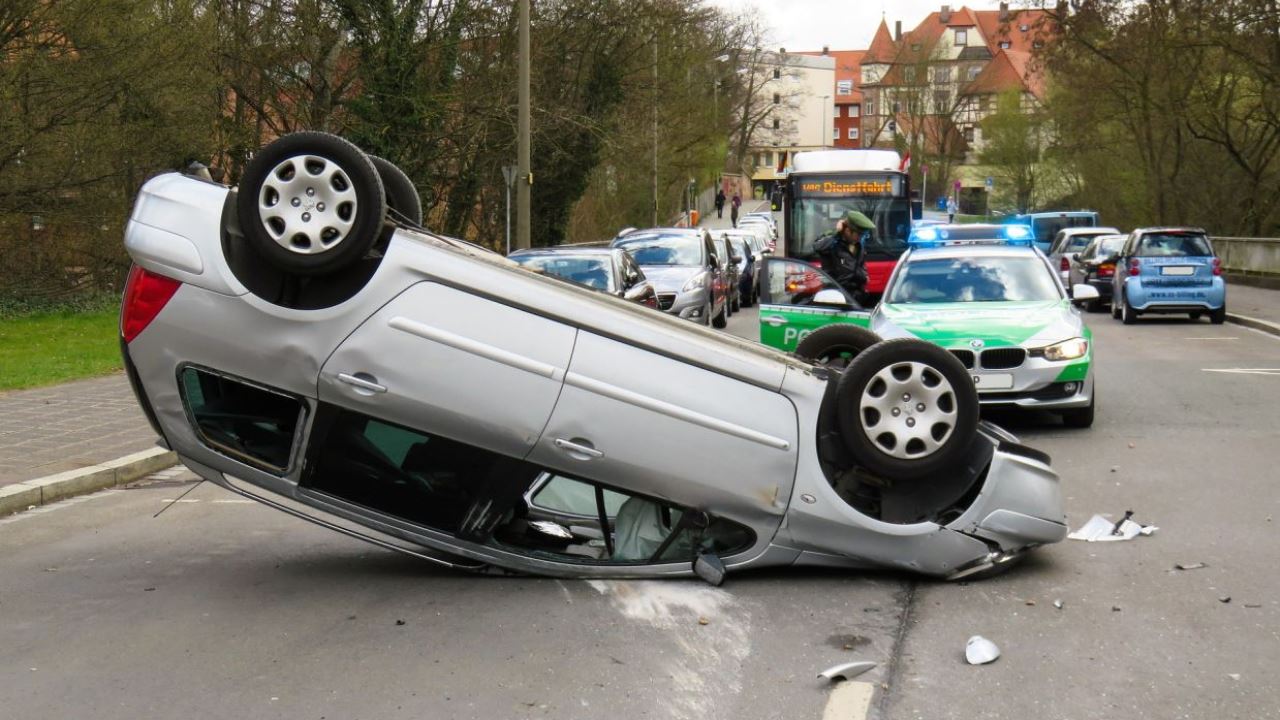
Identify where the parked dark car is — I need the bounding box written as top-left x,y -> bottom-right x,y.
508,247 -> 658,309
711,232 -> 742,314
1065,234 -> 1126,311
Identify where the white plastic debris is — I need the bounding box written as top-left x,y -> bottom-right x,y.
1053,599 -> 1064,610
817,661 -> 876,682
965,636 -> 1000,665
1067,513 -> 1157,542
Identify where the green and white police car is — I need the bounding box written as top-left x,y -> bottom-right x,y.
759,224 -> 1098,427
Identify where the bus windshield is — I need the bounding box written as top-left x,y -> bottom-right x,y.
790,196 -> 911,261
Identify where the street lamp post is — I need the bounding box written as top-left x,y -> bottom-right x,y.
502,165 -> 517,254
516,0 -> 531,249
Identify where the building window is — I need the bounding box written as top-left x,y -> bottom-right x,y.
773,68 -> 781,79
892,100 -> 901,113
979,95 -> 990,112
1033,40 -> 1044,50
934,66 -> 951,84
866,98 -> 874,115
850,104 -> 860,117
904,67 -> 916,82
837,79 -> 853,94
911,43 -> 922,52
848,127 -> 859,140
955,29 -> 967,46
968,65 -> 982,80
764,151 -> 773,167
772,118 -> 780,130
1019,23 -> 1030,32
964,126 -> 975,143
934,90 -> 951,110
833,127 -> 840,141
888,119 -> 897,133
773,93 -> 781,104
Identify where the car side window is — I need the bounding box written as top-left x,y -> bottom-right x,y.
762,258 -> 846,306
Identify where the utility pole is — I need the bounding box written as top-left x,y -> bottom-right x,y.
652,36 -> 659,228
516,0 -> 532,249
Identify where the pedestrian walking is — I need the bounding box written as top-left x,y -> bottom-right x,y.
947,196 -> 958,223
730,192 -> 741,228
714,189 -> 725,219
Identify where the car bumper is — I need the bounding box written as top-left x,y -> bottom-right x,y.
1126,278 -> 1225,311
967,354 -> 1094,410
661,287 -> 711,320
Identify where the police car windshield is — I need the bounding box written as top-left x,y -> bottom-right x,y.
888,256 -> 1061,304
614,234 -> 703,266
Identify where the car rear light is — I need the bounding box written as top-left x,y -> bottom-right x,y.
1129,258 -> 1141,276
1098,262 -> 1115,278
121,265 -> 181,343
1060,256 -> 1070,271
808,261 -> 823,269
1212,257 -> 1222,276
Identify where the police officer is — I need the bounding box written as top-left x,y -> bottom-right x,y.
814,210 -> 874,305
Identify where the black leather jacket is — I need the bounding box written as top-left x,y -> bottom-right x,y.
814,232 -> 869,299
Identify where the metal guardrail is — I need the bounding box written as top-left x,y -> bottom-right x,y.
1214,236 -> 1280,276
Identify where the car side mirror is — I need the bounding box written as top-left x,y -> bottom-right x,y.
623,283 -> 649,301
1071,284 -> 1101,304
693,552 -> 726,587
813,288 -> 851,308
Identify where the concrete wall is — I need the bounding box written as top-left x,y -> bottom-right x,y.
1216,237 -> 1280,278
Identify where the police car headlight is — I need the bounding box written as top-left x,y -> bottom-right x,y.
1042,337 -> 1089,361
682,273 -> 708,292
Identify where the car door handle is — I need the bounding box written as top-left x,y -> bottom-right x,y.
762,315 -> 787,327
553,438 -> 604,460
337,372 -> 387,394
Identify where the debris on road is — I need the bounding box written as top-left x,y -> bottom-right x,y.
817,661 -> 876,682
965,636 -> 1000,665
1175,562 -> 1208,571
395,619 -> 406,626
1228,673 -> 1242,681
1024,599 -> 1036,606
1068,512 -> 1157,541
1053,599 -> 1064,610
697,616 -> 710,626
1112,605 -> 1122,612
1219,596 -> 1232,604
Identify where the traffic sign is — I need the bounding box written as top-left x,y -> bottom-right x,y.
953,180 -> 961,191
502,165 -> 517,187
985,176 -> 994,188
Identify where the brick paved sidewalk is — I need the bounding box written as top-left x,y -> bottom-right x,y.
0,374 -> 159,488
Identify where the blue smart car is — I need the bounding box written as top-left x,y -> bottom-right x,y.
1110,227 -> 1226,324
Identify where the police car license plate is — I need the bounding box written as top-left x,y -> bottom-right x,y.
1161,265 -> 1195,276
973,373 -> 1014,391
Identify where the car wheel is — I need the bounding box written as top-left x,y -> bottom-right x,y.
237,131 -> 386,276
711,302 -> 728,329
1121,293 -> 1137,325
1060,392 -> 1095,429
794,324 -> 882,370
834,338 -> 979,481
1210,305 -> 1227,324
368,155 -> 422,226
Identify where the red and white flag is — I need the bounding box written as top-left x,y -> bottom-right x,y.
776,150 -> 789,173
899,151 -> 911,173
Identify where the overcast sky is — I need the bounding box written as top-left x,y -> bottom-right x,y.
708,0 -> 1014,52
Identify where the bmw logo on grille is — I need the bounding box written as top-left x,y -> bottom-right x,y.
969,338 -> 985,349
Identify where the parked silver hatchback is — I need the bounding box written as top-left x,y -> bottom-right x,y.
119,132 -> 1066,582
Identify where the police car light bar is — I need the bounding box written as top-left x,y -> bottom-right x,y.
908,224 -> 1035,247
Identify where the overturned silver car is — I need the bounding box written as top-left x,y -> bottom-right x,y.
119,132 -> 1066,583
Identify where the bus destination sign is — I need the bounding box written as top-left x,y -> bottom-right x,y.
795,176 -> 901,197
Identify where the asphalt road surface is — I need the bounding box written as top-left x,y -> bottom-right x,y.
2,308 -> 1277,720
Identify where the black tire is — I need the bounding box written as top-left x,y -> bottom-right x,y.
368,155 -> 422,226
711,302 -> 728,328
835,338 -> 980,481
1210,306 -> 1226,324
1121,292 -> 1138,325
795,324 -> 882,370
1060,392 -> 1095,428
237,131 -> 386,276
1189,311 -> 1202,320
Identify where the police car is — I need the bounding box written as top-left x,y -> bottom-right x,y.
759,224 -> 1099,427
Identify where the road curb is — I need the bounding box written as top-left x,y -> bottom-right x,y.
1227,312 -> 1280,338
0,447 -> 178,517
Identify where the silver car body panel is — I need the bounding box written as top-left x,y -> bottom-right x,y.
123,173 -> 1066,579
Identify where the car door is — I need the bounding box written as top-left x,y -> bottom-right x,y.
525,331 -> 799,535
318,281 -> 576,460
758,257 -> 871,352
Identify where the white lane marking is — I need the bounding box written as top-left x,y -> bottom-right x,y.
0,489 -> 123,527
1184,337 -> 1238,340
1202,368 -> 1280,376
211,499 -> 256,504
823,681 -> 875,720
587,580 -> 750,720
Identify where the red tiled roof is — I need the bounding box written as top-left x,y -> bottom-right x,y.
974,8 -> 1052,55
962,49 -> 1044,99
943,7 -> 978,27
863,19 -> 897,64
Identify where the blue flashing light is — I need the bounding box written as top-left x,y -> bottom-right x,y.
908,226 -> 945,247
1003,224 -> 1034,244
